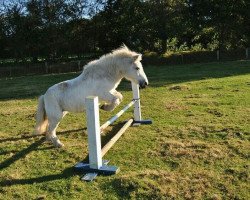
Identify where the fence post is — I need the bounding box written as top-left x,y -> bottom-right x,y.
85,96 -> 102,169
246,48 -> 249,60
217,50 -> 220,61
78,61 -> 81,71
45,62 -> 48,73
132,83 -> 141,123
9,66 -> 12,77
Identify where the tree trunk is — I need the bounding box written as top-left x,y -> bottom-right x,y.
161,38 -> 167,54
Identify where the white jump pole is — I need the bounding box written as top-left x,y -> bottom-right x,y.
100,99 -> 137,132
85,96 -> 102,169
132,82 -> 142,123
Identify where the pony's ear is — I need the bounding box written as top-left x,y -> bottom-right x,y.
121,43 -> 129,50
132,54 -> 142,62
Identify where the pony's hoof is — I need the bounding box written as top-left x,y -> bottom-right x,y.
100,104 -> 114,111
33,129 -> 43,135
55,142 -> 64,148
116,92 -> 123,101
53,140 -> 64,148
47,136 -> 64,148
100,104 -> 108,111
33,131 -> 39,135
46,135 -> 52,141
100,104 -> 105,110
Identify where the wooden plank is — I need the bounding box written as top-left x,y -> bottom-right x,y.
101,119 -> 133,157
86,96 -> 102,169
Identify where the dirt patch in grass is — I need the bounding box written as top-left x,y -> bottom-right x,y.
225,140 -> 250,159
224,167 -> 249,182
207,86 -> 224,90
165,101 -> 188,111
164,124 -> 248,141
169,85 -> 190,91
206,108 -> 224,117
110,170 -> 219,200
158,139 -> 226,161
187,99 -> 220,106
184,94 -> 207,98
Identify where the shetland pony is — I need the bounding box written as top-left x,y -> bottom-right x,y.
34,45 -> 149,147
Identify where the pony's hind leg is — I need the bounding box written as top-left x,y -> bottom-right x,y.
47,116 -> 64,148
44,93 -> 66,147
45,106 -> 66,148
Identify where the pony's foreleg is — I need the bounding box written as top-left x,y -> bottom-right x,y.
113,90 -> 123,102
100,92 -> 121,111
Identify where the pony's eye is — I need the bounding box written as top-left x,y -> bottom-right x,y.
135,67 -> 140,70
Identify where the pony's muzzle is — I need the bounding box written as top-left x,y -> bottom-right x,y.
139,80 -> 148,89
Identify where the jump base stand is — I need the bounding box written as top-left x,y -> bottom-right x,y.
74,83 -> 152,182
75,160 -> 120,182
133,119 -> 152,125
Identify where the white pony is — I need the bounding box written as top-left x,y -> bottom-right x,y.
34,45 -> 149,147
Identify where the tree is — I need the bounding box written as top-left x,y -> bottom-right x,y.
0,0 -> 249,61
4,3 -> 27,61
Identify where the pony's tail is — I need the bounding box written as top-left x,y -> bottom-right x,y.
34,95 -> 48,135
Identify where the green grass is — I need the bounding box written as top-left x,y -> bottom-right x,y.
0,60 -> 249,200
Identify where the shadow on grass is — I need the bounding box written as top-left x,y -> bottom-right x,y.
0,128 -> 86,143
0,128 -> 86,169
101,121 -> 126,148
0,136 -> 81,187
0,133 -> 83,186
0,137 -> 46,171
0,166 -> 75,187
0,122 -> 127,186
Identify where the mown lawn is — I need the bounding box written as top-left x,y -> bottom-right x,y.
0,61 -> 249,200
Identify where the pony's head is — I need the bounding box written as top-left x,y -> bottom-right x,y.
123,53 -> 148,88
113,45 -> 149,88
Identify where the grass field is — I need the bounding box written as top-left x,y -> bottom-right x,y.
0,61 -> 249,200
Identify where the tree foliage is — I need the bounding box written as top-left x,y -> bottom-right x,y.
0,0 -> 249,61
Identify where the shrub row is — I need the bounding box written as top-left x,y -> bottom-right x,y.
0,49 -> 248,78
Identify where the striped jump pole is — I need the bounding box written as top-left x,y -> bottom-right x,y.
100,99 -> 138,133
74,83 -> 152,181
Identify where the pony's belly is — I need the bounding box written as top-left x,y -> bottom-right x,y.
59,86 -> 89,113
62,100 -> 86,113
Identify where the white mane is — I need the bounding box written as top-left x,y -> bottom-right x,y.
84,45 -> 141,69
81,45 -> 141,80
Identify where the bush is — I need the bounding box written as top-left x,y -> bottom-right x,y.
143,48 -> 247,66
143,50 -> 217,66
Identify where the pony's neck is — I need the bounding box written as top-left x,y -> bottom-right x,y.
106,56 -> 125,83
79,56 -> 125,86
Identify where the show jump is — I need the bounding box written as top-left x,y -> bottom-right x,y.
34,45 -> 152,181
75,82 -> 152,181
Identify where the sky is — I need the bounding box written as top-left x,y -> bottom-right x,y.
0,0 -> 105,18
